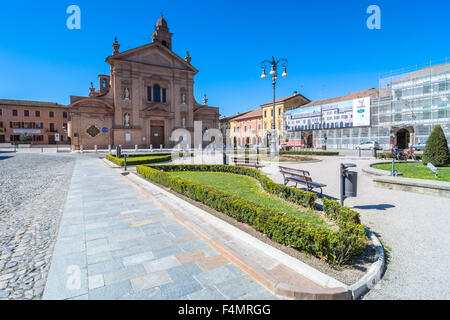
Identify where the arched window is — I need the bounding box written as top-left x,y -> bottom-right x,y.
153,84 -> 161,102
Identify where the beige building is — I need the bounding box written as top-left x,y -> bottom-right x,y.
260,91 -> 310,143
68,16 -> 219,149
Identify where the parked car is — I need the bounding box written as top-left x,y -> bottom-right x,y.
355,141 -> 380,150
411,141 -> 426,151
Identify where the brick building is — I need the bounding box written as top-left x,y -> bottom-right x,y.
68,16 -> 219,149
0,99 -> 70,145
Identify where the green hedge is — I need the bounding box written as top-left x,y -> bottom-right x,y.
146,164 -> 317,209
376,152 -> 423,161
279,151 -> 339,156
106,154 -> 171,166
136,164 -> 367,265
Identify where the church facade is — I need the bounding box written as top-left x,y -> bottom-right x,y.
68,16 -> 219,149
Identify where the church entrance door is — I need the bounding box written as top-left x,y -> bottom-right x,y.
150,120 -> 164,148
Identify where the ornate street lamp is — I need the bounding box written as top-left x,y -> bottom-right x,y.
261,56 -> 288,157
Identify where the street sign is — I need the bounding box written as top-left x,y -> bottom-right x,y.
55,133 -> 60,142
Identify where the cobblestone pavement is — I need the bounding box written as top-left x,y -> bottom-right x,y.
43,157 -> 277,300
262,156 -> 450,299
0,153 -> 75,300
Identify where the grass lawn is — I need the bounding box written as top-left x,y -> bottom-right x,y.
373,162 -> 450,182
169,171 -> 328,227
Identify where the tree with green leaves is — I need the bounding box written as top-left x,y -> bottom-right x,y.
19,133 -> 32,142
423,125 -> 450,167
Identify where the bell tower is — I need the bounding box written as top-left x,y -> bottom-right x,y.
151,15 -> 173,50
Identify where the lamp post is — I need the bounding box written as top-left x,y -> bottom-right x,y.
261,56 -> 288,157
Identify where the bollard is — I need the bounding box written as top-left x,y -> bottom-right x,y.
124,154 -> 127,172
95,145 -> 98,153
135,144 -> 138,152
390,158 -> 397,177
223,143 -> 227,165
41,147 -> 43,153
150,145 -> 153,151
256,146 -> 260,165
71,145 -> 75,152
358,148 -> 361,158
116,146 -> 122,158
160,144 -> 163,151
80,145 -> 83,153
108,144 -> 111,153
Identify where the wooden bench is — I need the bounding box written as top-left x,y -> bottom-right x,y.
279,166 -> 327,197
231,156 -> 264,169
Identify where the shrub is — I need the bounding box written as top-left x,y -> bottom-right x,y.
136,164 -> 367,265
106,154 -> 171,166
323,198 -> 361,225
423,125 -> 450,167
377,152 -> 422,161
279,151 -> 339,156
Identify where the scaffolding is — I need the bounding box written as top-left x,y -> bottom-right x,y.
285,58 -> 450,150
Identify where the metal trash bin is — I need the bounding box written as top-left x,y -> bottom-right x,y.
344,171 -> 358,197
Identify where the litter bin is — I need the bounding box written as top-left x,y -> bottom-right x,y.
344,171 -> 358,197
116,146 -> 122,158
340,163 -> 357,205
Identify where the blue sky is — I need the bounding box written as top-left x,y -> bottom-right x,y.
0,0 -> 449,116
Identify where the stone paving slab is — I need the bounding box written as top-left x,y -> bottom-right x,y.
43,157 -> 278,300
125,170 -> 350,300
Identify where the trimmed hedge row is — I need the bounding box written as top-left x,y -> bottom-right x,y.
376,152 -> 423,161
280,151 -> 339,156
147,164 -> 317,209
137,164 -> 367,265
106,154 -> 171,166
124,153 -> 172,158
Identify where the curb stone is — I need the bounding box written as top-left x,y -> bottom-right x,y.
348,228 -> 385,299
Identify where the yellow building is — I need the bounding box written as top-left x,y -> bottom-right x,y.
260,91 -> 310,140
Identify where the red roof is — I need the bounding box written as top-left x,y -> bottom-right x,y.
232,109 -> 262,121
261,93 -> 309,106
297,88 -> 378,109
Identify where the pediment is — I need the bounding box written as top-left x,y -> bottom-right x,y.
126,49 -> 172,68
108,42 -> 197,73
143,103 -> 169,113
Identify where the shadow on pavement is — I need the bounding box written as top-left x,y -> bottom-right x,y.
354,204 -> 396,211
0,156 -> 14,161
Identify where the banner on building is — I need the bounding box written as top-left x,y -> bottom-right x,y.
285,97 -> 371,131
352,96 -> 371,127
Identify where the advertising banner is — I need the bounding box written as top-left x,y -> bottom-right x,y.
352,96 -> 371,127
285,97 -> 371,131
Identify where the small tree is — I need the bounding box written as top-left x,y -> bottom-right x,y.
19,133 -> 32,142
423,125 -> 450,167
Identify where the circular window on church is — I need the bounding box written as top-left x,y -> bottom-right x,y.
86,125 -> 100,138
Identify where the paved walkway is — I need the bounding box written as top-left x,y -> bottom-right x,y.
43,157 -> 277,300
262,156 -> 450,300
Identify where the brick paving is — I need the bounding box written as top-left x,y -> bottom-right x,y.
43,157 -> 278,300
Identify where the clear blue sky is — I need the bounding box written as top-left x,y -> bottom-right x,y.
0,0 -> 449,116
